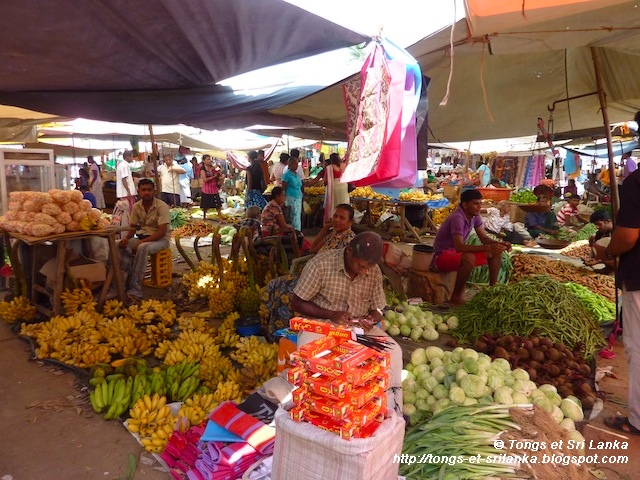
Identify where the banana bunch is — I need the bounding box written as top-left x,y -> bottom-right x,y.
144,323 -> 173,344
176,314 -> 213,333
163,359 -> 201,402
349,186 -> 392,200
199,355 -> 236,390
212,380 -> 243,404
127,394 -> 177,453
432,203 -> 457,225
60,283 -> 96,315
304,185 -> 326,195
90,375 -> 134,420
127,299 -> 177,326
177,393 -> 218,431
231,337 -> 278,370
101,299 -> 124,318
0,296 -> 36,324
399,189 -> 444,203
208,283 -> 237,318
214,312 -> 241,348
182,263 -> 221,299
78,214 -> 97,231
154,329 -> 220,363
239,285 -> 264,317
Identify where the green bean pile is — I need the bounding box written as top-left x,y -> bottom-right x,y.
572,223 -> 597,242
452,276 -> 606,359
564,282 -> 616,323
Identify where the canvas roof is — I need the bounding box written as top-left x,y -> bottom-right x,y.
0,0 -> 367,129
267,0 -> 640,143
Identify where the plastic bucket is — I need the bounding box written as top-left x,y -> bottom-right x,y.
412,244 -> 434,272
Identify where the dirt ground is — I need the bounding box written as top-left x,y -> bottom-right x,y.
1,237 -> 639,480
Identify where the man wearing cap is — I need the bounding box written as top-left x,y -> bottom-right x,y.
556,193 -> 585,227
291,231 -> 403,414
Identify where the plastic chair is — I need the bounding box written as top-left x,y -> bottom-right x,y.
143,248 -> 172,288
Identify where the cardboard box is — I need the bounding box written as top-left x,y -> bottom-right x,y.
40,255 -> 107,290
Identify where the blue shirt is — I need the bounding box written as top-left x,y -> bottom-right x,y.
178,158 -> 193,181
83,191 -> 97,208
281,169 -> 302,199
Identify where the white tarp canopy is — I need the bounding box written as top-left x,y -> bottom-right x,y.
268,0 -> 640,143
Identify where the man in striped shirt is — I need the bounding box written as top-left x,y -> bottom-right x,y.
556,193 -> 585,227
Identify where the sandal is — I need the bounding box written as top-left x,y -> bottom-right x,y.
604,416 -> 640,436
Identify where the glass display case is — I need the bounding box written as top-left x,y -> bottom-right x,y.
0,148 -> 56,214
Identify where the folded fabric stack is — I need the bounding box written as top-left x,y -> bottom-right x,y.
160,425 -> 205,479
188,441 -> 263,480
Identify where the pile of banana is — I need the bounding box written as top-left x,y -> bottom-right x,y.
126,394 -> 177,453
182,263 -> 220,300
20,294 -> 177,368
231,336 -> 278,371
214,311 -> 241,348
349,186 -> 392,200
164,360 -> 202,402
155,328 -> 220,365
398,189 -> 444,203
431,202 -> 458,225
177,393 -> 218,431
0,295 -> 37,324
303,185 -> 326,195
211,379 -> 243,404
90,373 -> 136,420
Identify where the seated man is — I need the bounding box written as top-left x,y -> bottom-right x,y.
483,200 -> 536,247
290,232 -> 403,414
556,193 -> 586,228
432,189 -> 511,305
118,179 -> 171,301
585,209 -> 615,272
524,193 -> 559,238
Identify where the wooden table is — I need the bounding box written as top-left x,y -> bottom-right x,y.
2,227 -> 126,316
351,198 -> 439,242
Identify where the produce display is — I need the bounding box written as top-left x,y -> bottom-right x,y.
431,203 -> 456,225
472,334 -> 597,408
349,186 -> 392,200
403,345 -> 586,428
564,282 -> 616,322
398,189 -> 444,203
303,185 -> 326,195
170,208 -> 190,230
0,295 -> 36,324
401,404 -> 586,480
572,223 -> 597,242
0,189 -> 109,236
171,221 -> 218,238
451,276 -> 606,359
511,254 -> 617,302
561,241 -> 593,260
509,189 -> 537,203
382,301 -> 457,342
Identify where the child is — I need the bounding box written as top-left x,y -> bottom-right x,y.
241,206 -> 262,239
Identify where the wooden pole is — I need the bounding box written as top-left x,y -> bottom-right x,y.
148,125 -> 160,198
591,47 -> 619,217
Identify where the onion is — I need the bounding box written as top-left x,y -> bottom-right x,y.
530,350 -> 545,363
546,348 -> 562,361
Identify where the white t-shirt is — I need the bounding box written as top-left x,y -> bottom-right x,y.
283,164 -> 305,179
116,160 -> 135,198
159,163 -> 183,194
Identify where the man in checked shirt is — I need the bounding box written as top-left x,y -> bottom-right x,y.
291,231 -> 403,415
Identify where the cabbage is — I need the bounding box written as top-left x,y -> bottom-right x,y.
413,364 -> 429,377
405,364 -> 414,373
403,404 -> 417,416
433,384 -> 449,400
443,375 -> 456,389
381,320 -> 390,331
423,310 -> 433,321
404,370 -> 416,381
477,354 -> 492,371
494,386 -> 514,405
407,316 -> 419,328
560,418 -> 576,431
432,398 -> 451,415
409,413 -> 423,426
455,369 -> 469,382
403,390 -> 417,405
432,366 -> 446,383
459,374 -> 490,398
461,348 -> 479,361
532,396 -> 554,413
429,357 -> 444,369
545,391 -> 563,407
402,379 -> 417,392
445,361 -> 459,375
538,384 -> 557,394
491,358 -> 511,371
400,325 -> 412,337
551,405 -> 564,423
449,386 -> 466,404
560,397 -> 584,422
436,322 -> 449,332
446,315 -> 459,329
416,398 -> 431,411
425,347 -> 444,361
410,326 -> 423,341
384,310 -> 397,322
396,313 -> 407,325
415,389 -> 429,400
411,348 -> 427,366
512,368 -> 530,381
388,325 -> 400,336
512,392 -> 529,404
422,328 -> 439,341
432,314 -> 443,325
462,358 -> 479,374
568,430 -> 586,454
451,347 -> 464,362
462,397 -> 479,406
487,374 -> 504,391
417,317 -> 428,328
421,375 -> 440,393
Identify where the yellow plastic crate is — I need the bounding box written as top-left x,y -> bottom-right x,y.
143,249 -> 172,288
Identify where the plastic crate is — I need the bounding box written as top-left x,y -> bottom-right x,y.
143,248 -> 172,288
476,187 -> 511,202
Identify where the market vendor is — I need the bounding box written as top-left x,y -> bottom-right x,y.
261,186 -> 295,236
118,179 -> 170,302
556,193 -> 586,228
431,189 -> 511,305
524,194 -> 559,238
585,209 -> 615,271
483,200 -> 536,247
308,203 -> 355,254
290,231 -> 403,414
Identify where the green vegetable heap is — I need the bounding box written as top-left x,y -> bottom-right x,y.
509,189 -> 538,203
564,282 -> 616,322
452,276 -> 606,359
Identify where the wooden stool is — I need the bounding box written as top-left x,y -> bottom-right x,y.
143,249 -> 172,288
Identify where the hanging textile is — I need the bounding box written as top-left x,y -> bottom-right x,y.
373,39 -> 422,188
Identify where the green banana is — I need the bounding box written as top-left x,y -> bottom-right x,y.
106,373 -> 126,382
89,390 -> 102,413
89,377 -> 106,387
107,378 -> 117,405
113,379 -> 126,405
104,401 -> 119,420
170,379 -> 180,401
101,380 -> 110,408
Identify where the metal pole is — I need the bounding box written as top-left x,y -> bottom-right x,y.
591,47 -> 619,217
148,125 -> 160,198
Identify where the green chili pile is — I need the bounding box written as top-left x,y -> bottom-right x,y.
564,282 -> 616,322
452,276 -> 606,359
